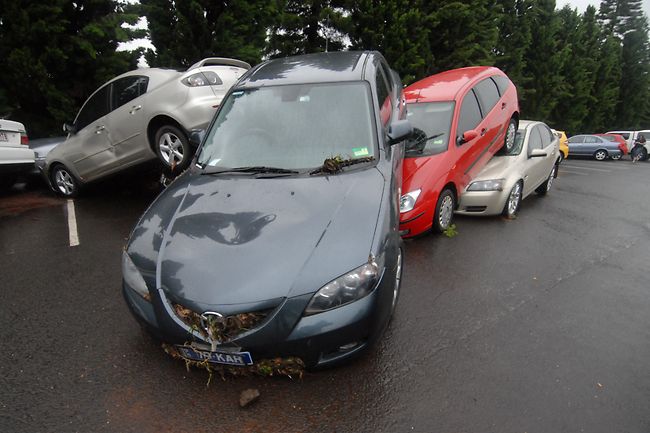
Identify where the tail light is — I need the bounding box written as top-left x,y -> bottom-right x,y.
20,132 -> 28,145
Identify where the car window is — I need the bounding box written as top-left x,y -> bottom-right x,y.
405,101 -> 455,157
528,126 -> 543,155
111,76 -> 149,110
584,136 -> 600,143
620,132 -> 630,139
380,62 -> 394,94
376,67 -> 392,127
540,124 -> 554,147
473,78 -> 500,115
638,132 -> 650,140
456,90 -> 482,142
75,85 -> 110,131
197,82 -> 376,170
491,75 -> 510,96
568,136 -> 585,143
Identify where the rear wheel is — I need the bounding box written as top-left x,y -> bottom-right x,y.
611,153 -> 622,160
155,125 -> 191,170
502,181 -> 522,219
50,165 -> 79,197
504,118 -> 517,153
433,189 -> 455,233
594,149 -> 608,161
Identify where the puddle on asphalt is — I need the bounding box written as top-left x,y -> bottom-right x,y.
0,187 -> 63,217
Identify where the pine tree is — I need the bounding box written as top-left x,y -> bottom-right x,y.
141,0 -> 275,68
0,0 -> 142,137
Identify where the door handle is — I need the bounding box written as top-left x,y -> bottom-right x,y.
480,128 -> 487,136
129,105 -> 142,115
501,102 -> 507,109
95,125 -> 105,134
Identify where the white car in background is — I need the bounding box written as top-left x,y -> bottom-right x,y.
0,119 -> 34,189
457,120 -> 560,219
606,130 -> 650,160
45,57 -> 251,197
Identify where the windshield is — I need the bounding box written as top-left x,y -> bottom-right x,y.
404,101 -> 454,157
197,82 -> 376,171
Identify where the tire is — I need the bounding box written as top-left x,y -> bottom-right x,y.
594,149 -> 608,161
432,189 -> 455,233
642,149 -> 649,161
558,152 -> 564,163
502,181 -> 522,219
0,176 -> 17,191
610,153 -> 622,160
536,164 -> 557,195
504,118 -> 517,153
155,125 -> 191,170
50,164 -> 79,197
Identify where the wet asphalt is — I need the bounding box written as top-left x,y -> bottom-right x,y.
1,158 -> 650,433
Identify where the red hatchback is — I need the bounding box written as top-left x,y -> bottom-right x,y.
399,67 -> 520,237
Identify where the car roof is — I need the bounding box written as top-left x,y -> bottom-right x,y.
236,51 -> 374,88
404,66 -> 507,103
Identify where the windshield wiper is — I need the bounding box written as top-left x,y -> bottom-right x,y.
406,132 -> 445,154
202,166 -> 300,176
310,156 -> 375,175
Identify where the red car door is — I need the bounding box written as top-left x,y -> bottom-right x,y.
453,87 -> 490,190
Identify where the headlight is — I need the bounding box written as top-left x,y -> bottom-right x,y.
400,189 -> 421,213
181,71 -> 223,87
122,251 -> 150,301
467,179 -> 505,191
304,255 -> 385,316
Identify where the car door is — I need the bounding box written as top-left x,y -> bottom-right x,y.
568,135 -> 585,155
454,88 -> 485,188
583,136 -> 601,154
473,77 -> 507,155
68,84 -> 113,180
105,76 -> 150,170
522,125 -> 547,196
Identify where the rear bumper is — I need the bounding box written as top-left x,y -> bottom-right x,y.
0,161 -> 35,176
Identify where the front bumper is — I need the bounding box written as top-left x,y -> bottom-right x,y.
456,189 -> 507,216
123,268 -> 393,368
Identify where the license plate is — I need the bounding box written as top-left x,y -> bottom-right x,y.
175,345 -> 253,366
0,132 -> 8,142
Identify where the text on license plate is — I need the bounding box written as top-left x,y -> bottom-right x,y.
175,345 -> 253,366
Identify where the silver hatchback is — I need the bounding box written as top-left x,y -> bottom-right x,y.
45,58 -> 250,196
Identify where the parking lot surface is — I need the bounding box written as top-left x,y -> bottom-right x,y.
1,158 -> 650,433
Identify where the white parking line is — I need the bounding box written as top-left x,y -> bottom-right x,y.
66,199 -> 80,247
559,170 -> 589,176
561,164 -> 612,172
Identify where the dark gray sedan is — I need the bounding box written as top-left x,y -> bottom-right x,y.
122,51 -> 411,369
567,134 -> 623,161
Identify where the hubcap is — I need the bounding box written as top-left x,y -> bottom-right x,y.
508,183 -> 521,216
438,195 -> 454,229
392,250 -> 402,311
505,122 -> 516,151
55,169 -> 74,195
595,151 -> 606,161
159,132 -> 184,166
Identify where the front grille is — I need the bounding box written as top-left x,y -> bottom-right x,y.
173,303 -> 269,342
464,206 -> 487,212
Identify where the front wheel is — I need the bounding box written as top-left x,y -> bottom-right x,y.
155,125 -> 191,170
433,189 -> 455,233
502,181 -> 522,219
50,165 -> 79,197
594,150 -> 608,161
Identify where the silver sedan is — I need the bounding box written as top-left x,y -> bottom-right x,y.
457,120 -> 560,218
45,58 -> 250,197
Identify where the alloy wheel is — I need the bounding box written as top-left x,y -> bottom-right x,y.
505,122 -> 516,151
55,169 -> 75,196
158,132 -> 185,166
438,195 -> 454,229
595,150 -> 607,161
507,182 -> 522,216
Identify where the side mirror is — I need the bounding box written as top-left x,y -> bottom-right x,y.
457,129 -> 479,145
529,148 -> 547,158
63,123 -> 76,134
188,129 -> 205,148
387,119 -> 413,145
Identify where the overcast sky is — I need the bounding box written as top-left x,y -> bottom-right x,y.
557,0 -> 650,15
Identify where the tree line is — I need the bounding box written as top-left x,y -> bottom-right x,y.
0,0 -> 648,138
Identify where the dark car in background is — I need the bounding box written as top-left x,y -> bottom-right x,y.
567,134 -> 623,161
122,51 -> 410,369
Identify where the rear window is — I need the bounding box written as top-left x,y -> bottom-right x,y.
492,75 -> 510,96
473,78 -> 500,114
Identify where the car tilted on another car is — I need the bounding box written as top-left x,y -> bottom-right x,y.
567,134 -> 623,161
122,51 -> 410,369
398,66 -> 520,237
457,120 -> 560,218
45,58 -> 250,197
0,119 -> 33,189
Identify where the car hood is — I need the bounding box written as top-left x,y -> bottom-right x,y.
403,152 -> 447,187
471,155 -> 519,182
127,169 -> 385,309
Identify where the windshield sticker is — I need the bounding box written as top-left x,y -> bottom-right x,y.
299,95 -> 310,102
352,147 -> 369,157
433,139 -> 444,145
232,91 -> 244,97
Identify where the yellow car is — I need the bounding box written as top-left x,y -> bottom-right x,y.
553,129 -> 569,161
